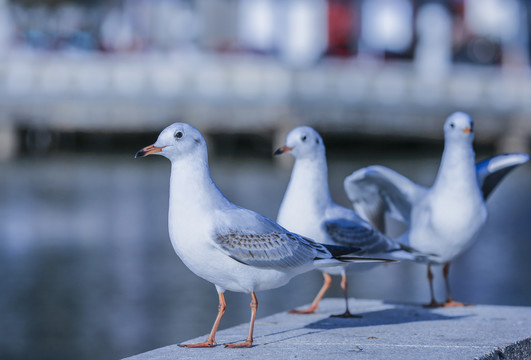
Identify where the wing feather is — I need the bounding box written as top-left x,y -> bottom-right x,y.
324,218 -> 400,254
344,165 -> 428,230
215,231 -> 325,269
476,153 -> 529,200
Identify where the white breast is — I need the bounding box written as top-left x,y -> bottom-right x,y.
409,190 -> 487,263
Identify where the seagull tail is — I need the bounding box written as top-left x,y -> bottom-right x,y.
386,244 -> 435,263
337,256 -> 397,263
322,244 -> 363,257
316,244 -> 397,266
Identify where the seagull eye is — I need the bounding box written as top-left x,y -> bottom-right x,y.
450,123 -> 455,129
301,136 -> 307,142
175,131 -> 183,139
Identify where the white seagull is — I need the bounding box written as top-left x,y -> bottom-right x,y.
135,123 -> 392,348
344,112 -> 529,307
275,126 -> 427,317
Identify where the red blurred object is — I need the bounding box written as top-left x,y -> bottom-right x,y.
327,0 -> 355,57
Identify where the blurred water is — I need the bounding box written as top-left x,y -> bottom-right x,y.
0,152 -> 530,359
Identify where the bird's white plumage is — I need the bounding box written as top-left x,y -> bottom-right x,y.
345,112 -> 528,265
276,126 -> 423,275
145,123 -> 374,295
486,153 -> 528,173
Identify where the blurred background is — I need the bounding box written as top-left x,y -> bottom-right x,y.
0,0 -> 530,359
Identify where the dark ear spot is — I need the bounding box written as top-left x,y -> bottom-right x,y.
316,138 -> 319,144
194,137 -> 201,144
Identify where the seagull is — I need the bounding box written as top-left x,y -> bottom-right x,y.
274,126 -> 427,317
344,112 -> 529,307
135,123 -> 392,348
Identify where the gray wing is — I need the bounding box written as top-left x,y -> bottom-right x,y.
476,153 -> 529,200
323,217 -> 401,255
215,231 -> 332,269
213,207 -> 331,269
344,165 -> 428,231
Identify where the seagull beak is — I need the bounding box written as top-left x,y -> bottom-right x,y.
462,127 -> 472,134
274,145 -> 293,156
135,144 -> 164,158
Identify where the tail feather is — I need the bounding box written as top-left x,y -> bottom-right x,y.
388,243 -> 437,263
322,244 -> 362,257
337,256 -> 396,263
317,244 -> 397,264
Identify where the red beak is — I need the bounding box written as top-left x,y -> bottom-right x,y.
135,144 -> 164,158
274,145 -> 294,156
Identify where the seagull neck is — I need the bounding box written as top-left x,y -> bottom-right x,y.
169,158 -> 230,212
286,155 -> 332,208
433,139 -> 477,192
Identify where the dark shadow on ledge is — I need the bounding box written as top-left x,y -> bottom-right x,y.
255,303 -> 471,346
305,304 -> 470,330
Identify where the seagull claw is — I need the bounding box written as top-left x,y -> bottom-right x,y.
289,307 -> 317,315
329,310 -> 362,318
178,340 -> 216,348
224,340 -> 253,348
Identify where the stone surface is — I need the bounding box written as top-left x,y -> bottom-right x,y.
123,299 -> 531,360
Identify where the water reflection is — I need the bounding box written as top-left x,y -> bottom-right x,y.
0,153 -> 529,359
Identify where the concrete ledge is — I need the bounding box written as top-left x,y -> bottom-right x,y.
124,299 -> 531,360
479,338 -> 531,360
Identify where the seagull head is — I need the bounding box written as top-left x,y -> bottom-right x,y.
444,112 -> 474,142
274,126 -> 325,160
135,123 -> 207,162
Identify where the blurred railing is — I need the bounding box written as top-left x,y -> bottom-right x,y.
0,0 -> 529,160
0,53 -> 529,150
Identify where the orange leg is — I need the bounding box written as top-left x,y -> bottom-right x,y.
290,273 -> 332,314
442,263 -> 471,307
330,273 -> 361,318
179,293 -> 226,348
424,264 -> 442,308
225,292 -> 258,348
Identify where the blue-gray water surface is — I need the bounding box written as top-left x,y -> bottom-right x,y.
0,152 -> 530,359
